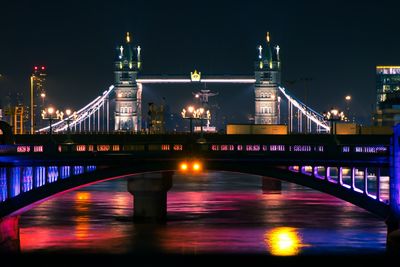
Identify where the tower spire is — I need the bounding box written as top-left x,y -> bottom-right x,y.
265,32 -> 273,69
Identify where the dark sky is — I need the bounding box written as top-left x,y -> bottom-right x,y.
1,0 -> 400,125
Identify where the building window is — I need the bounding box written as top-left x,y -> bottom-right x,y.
259,92 -> 272,98
261,106 -> 272,114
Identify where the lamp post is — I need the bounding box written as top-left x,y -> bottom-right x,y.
64,108 -> 77,144
41,107 -> 63,135
199,107 -> 204,136
181,105 -> 211,139
65,109 -> 77,134
323,108 -> 345,135
345,95 -> 352,122
40,92 -> 46,107
181,106 -> 195,134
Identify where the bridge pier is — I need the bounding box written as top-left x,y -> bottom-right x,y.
261,176 -> 282,192
127,171 -> 173,223
0,216 -> 20,253
386,215 -> 400,253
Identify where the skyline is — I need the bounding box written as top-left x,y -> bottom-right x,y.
1,0 -> 400,125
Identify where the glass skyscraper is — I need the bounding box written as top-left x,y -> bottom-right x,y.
373,66 -> 400,126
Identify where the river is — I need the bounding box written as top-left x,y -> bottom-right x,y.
17,171 -> 387,257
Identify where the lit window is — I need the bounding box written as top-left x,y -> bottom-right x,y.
261,106 -> 272,114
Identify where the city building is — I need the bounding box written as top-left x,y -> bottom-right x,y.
254,32 -> 281,124
147,102 -> 165,134
3,92 -> 28,134
30,66 -> 47,133
114,32 -> 142,132
373,66 -> 400,126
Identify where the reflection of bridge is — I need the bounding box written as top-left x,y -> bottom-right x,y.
36,32 -> 330,134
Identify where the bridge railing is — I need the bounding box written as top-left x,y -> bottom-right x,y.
0,142 -> 390,158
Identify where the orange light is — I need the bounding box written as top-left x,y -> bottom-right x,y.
180,162 -> 188,171
192,162 -> 201,171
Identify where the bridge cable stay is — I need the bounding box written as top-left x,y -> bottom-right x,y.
36,84 -> 330,134
36,85 -> 115,133
278,86 -> 330,133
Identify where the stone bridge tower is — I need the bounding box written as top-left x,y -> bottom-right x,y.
254,32 -> 281,124
114,32 -> 142,132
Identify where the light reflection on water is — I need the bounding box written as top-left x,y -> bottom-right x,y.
19,172 -> 387,254
264,227 -> 306,256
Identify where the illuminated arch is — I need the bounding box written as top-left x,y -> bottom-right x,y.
0,162 -> 389,220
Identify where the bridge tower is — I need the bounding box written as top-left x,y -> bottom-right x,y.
114,32 -> 142,132
254,32 -> 281,124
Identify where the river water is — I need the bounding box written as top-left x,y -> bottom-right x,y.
18,171 -> 387,256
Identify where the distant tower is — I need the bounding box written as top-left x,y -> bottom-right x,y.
254,32 -> 281,124
114,32 -> 142,132
30,66 -> 47,134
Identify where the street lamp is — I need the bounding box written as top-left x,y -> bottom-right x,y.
198,107 -> 204,136
323,108 -> 345,134
65,108 -> 77,134
64,108 -> 77,144
40,92 -> 46,106
181,105 -> 211,136
41,107 -> 63,135
182,106 -> 195,134
345,95 -> 352,122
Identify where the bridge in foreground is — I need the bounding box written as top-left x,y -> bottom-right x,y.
0,128 -> 400,251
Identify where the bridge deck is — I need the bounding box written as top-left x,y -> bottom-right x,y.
0,134 -> 391,167
136,75 -> 255,83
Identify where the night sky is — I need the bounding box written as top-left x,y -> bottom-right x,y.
1,0 -> 400,125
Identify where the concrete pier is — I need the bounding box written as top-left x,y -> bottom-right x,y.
0,216 -> 20,253
127,171 -> 173,223
386,213 -> 400,253
261,176 -> 282,192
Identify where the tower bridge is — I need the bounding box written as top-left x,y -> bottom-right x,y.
36,32 -> 330,135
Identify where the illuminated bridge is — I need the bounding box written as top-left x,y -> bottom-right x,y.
35,81 -> 330,134
35,32 -> 331,134
1,128 -> 399,240
2,32 -> 400,251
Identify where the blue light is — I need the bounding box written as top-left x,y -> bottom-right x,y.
10,167 -> 21,197
74,166 -> 84,175
36,167 -> 46,187
0,167 -> 7,202
86,165 -> 96,172
22,167 -> 33,193
48,166 -> 59,183
60,166 -> 71,179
